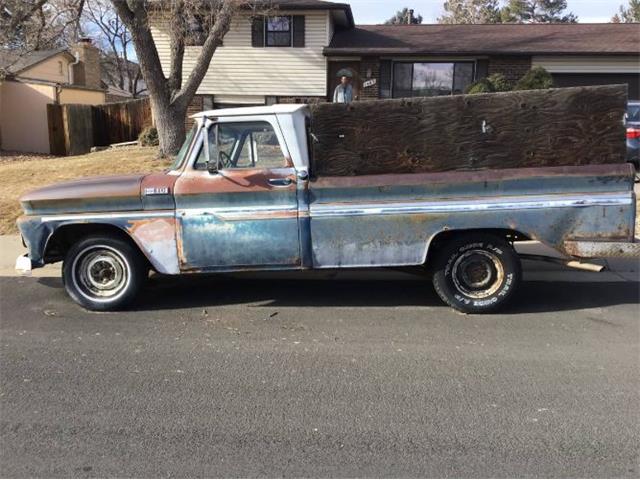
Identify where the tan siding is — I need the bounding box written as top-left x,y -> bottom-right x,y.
0,81 -> 56,154
19,54 -> 71,83
151,11 -> 329,97
532,56 -> 640,73
59,87 -> 105,105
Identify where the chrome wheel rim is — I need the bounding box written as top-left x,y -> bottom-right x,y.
72,246 -> 130,302
451,249 -> 504,299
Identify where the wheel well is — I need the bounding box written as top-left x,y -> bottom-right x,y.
425,228 -> 530,263
44,223 -> 150,267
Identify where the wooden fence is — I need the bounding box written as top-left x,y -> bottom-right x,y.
47,97 -> 152,156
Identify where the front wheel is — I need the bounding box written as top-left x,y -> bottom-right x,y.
63,235 -> 148,311
431,234 -> 521,314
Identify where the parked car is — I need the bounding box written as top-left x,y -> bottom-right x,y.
15,104 -> 640,314
626,101 -> 640,170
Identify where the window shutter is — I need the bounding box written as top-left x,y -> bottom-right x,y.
251,17 -> 264,47
292,16 -> 305,47
379,60 -> 392,98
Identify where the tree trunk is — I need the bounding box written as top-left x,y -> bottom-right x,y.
152,99 -> 187,157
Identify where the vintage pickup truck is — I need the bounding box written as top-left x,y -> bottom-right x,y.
16,104 -> 639,313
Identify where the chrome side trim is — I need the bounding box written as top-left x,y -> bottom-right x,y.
310,192 -> 632,218
179,205 -> 297,221
41,211 -> 174,223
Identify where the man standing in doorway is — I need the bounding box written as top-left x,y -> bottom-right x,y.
333,75 -> 353,104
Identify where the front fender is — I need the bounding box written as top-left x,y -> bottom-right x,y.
17,214 -> 181,275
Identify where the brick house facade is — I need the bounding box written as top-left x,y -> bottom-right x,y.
324,23 -> 639,102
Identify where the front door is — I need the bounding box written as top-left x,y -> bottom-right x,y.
174,118 -> 300,271
328,61 -> 361,101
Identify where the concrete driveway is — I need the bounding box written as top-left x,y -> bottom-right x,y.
1,262 -> 639,477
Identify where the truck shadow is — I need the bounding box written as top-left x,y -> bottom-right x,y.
129,274 -> 640,315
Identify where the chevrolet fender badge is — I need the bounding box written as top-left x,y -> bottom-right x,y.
144,187 -> 170,195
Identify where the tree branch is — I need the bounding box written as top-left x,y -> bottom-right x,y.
172,0 -> 236,111
111,0 -> 169,103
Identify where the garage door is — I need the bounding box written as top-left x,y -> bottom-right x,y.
551,73 -> 640,100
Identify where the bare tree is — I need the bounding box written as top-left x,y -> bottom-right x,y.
110,0 -> 251,156
0,0 -> 86,53
83,0 -> 145,97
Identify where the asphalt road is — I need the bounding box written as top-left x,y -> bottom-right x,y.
1,274 -> 639,478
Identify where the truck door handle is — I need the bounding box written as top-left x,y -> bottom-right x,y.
268,178 -> 293,187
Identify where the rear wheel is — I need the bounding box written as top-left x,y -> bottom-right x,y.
431,234 -> 521,314
62,235 -> 147,311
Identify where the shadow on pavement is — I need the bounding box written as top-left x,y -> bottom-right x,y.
51,273 -> 637,314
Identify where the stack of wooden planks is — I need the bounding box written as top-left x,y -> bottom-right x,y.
308,85 -> 627,177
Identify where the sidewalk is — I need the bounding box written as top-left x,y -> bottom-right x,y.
1,234 -> 637,282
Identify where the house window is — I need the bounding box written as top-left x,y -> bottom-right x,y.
265,16 -> 291,47
186,16 -> 206,46
392,62 -> 475,98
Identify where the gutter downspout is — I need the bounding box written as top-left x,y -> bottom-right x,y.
67,51 -> 80,85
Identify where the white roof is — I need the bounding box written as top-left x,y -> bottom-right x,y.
191,103 -> 309,119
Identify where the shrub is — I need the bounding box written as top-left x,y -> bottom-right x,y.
465,78 -> 494,94
138,126 -> 159,146
514,66 -> 554,91
487,73 -> 511,92
465,74 -> 512,95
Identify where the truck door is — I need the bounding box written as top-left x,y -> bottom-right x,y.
173,118 -> 301,270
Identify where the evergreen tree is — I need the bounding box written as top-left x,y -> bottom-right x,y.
500,0 -> 577,23
611,0 -> 640,22
385,7 -> 424,25
438,0 -> 502,24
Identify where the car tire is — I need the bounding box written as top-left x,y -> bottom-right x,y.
431,234 -> 521,314
62,235 -> 147,311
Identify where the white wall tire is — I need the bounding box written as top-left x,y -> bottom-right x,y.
63,235 -> 147,311
432,234 -> 521,314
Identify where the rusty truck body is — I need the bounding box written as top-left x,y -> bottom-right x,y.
16,104 -> 639,313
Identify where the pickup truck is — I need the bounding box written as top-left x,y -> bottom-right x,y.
16,104 -> 639,313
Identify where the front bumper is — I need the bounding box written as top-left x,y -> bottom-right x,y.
564,240 -> 640,258
15,254 -> 32,275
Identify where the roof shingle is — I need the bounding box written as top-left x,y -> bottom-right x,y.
325,23 -> 640,56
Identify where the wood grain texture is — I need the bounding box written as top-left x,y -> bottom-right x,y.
309,85 -> 627,177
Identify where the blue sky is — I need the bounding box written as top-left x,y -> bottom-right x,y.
348,0 -> 626,24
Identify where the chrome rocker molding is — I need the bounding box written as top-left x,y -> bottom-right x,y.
309,192 -> 633,218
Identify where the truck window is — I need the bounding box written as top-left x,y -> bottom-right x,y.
172,124 -> 198,170
194,121 -> 285,170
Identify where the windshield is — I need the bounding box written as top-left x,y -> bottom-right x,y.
627,103 -> 640,123
171,125 -> 198,170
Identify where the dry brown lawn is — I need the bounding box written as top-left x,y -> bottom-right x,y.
0,147 -> 171,234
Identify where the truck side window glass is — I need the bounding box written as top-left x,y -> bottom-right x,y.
222,121 -> 285,169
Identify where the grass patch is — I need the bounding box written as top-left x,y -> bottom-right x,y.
0,147 -> 171,234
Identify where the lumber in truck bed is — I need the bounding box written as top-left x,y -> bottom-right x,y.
308,84 -> 627,177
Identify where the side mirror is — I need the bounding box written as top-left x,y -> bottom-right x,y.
206,159 -> 218,175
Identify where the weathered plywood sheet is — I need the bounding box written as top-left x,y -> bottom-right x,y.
309,85 -> 627,177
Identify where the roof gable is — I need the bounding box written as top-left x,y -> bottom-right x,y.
0,48 -> 74,75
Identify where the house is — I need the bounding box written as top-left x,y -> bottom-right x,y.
325,23 -> 640,101
149,1 -> 639,113
0,39 -> 106,153
150,0 -> 354,113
